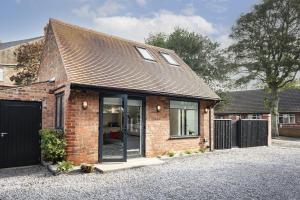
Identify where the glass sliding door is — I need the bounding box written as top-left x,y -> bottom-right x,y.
100,95 -> 127,162
127,99 -> 143,158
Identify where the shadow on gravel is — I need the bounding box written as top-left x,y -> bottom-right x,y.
0,165 -> 51,178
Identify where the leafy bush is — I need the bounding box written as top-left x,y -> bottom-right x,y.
39,129 -> 66,164
80,163 -> 94,173
167,150 -> 175,157
57,161 -> 74,172
185,150 -> 192,154
199,147 -> 207,153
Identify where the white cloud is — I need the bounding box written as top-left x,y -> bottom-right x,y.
72,4 -> 94,18
181,3 -> 196,16
96,0 -> 125,17
136,0 -> 146,6
93,11 -> 216,42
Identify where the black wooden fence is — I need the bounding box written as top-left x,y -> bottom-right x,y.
214,119 -> 268,149
238,119 -> 268,148
214,120 -> 232,149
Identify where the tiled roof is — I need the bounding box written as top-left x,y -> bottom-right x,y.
0,36 -> 43,65
49,19 -> 220,100
0,36 -> 43,51
216,89 -> 300,114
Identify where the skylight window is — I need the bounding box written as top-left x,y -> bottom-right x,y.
161,52 -> 179,65
136,47 -> 155,61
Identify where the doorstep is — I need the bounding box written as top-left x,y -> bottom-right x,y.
95,157 -> 164,173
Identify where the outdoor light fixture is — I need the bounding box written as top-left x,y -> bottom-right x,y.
156,105 -> 161,112
205,108 -> 209,113
82,101 -> 88,110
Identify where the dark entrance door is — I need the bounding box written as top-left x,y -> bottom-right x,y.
0,100 -> 42,168
100,94 -> 128,162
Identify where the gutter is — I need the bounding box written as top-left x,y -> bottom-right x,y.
70,83 -> 221,101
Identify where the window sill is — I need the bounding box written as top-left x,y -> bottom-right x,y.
169,135 -> 200,140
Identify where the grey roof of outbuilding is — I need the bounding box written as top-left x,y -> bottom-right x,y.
49,19 -> 220,100
0,36 -> 43,51
216,89 -> 300,114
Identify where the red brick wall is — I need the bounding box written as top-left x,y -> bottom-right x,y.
64,89 -> 99,165
38,23 -> 68,88
145,96 -> 213,157
279,112 -> 300,137
0,82 -> 55,128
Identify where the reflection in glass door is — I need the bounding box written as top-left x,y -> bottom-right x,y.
127,99 -> 143,158
101,95 -> 127,161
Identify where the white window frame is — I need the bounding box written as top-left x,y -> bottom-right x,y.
160,52 -> 179,65
247,114 -> 262,119
0,68 -> 3,81
279,114 -> 295,124
135,46 -> 155,61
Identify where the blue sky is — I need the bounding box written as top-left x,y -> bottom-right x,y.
0,0 -> 259,47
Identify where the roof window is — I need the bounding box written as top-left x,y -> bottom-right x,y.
161,52 -> 179,65
136,47 -> 155,61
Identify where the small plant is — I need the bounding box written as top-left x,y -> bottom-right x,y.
167,150 -> 175,157
185,150 -> 192,154
39,129 -> 66,164
199,147 -> 207,153
194,150 -> 199,153
57,161 -> 74,172
156,155 -> 161,158
80,163 -> 94,173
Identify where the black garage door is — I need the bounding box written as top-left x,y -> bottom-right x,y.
0,100 -> 42,168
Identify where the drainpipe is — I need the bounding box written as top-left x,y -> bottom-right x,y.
208,100 -> 220,151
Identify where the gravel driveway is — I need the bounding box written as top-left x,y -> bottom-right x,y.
0,146 -> 299,200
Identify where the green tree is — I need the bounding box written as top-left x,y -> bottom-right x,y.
11,39 -> 44,85
146,28 -> 233,90
229,0 -> 300,137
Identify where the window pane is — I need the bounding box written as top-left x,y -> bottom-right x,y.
136,47 -> 155,61
170,100 -> 198,137
55,95 -> 64,129
186,110 -> 198,135
283,114 -> 289,124
170,109 -> 181,136
161,52 -> 179,65
290,114 -> 295,123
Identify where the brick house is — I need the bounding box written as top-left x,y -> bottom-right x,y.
0,37 -> 43,88
0,19 -> 219,167
215,89 -> 300,137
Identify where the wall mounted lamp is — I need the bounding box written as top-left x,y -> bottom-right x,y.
204,107 -> 209,113
156,105 -> 161,112
82,101 -> 88,110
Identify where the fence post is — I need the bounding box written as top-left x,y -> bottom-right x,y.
267,114 -> 272,146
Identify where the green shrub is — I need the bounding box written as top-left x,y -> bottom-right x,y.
167,150 -> 175,157
185,150 -> 192,154
57,161 -> 74,172
39,129 -> 66,164
199,147 -> 207,153
80,163 -> 94,173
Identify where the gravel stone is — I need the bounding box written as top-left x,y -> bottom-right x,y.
0,146 -> 299,200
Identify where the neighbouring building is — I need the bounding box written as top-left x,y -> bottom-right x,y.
0,37 -> 43,88
0,19 -> 220,168
215,89 -> 300,137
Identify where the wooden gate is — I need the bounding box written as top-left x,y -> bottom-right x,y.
0,100 -> 42,168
